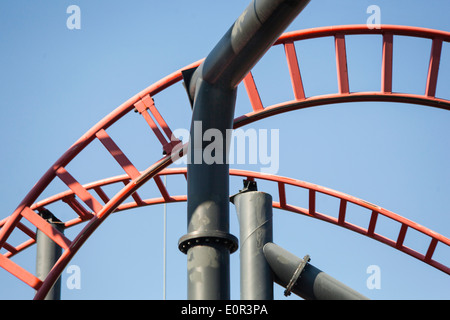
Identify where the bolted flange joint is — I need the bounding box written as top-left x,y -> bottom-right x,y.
178,230 -> 239,254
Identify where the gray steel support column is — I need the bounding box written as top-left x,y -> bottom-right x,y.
263,242 -> 369,300
36,209 -> 64,300
179,79 -> 239,300
179,0 -> 311,300
231,181 -> 273,300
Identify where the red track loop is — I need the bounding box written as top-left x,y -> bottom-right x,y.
1,25 -> 449,299
13,168 -> 450,275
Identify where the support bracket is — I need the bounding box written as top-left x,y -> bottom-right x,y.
178,230 -> 238,254
284,254 -> 311,296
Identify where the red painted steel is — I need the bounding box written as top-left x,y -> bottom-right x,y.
233,92 -> 450,129
134,94 -> 180,154
367,211 -> 378,236
381,33 -> 393,93
5,168 -> 448,277
426,38 -> 443,97
274,24 -> 450,44
338,199 -> 347,226
93,186 -> 111,204
96,129 -> 141,180
278,182 -> 287,207
153,175 -> 172,201
20,207 -> 71,251
62,196 -> 94,221
334,33 -> 350,94
1,25 -> 449,299
243,72 -> 264,112
56,167 -> 103,214
0,254 -> 42,290
283,41 -> 306,100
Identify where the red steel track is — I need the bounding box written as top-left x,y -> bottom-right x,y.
1,25 -> 449,299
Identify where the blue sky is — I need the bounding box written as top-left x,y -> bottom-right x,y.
1,0 -> 449,300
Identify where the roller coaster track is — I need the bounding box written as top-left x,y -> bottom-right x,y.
1,25 -> 449,299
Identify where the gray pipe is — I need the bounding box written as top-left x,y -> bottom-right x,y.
187,0 -> 312,94
263,242 -> 369,300
232,183 -> 273,300
35,209 -> 64,300
179,80 -> 239,300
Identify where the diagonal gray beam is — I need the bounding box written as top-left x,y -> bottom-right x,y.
263,242 -> 369,300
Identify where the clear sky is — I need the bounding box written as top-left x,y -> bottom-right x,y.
0,0 -> 449,300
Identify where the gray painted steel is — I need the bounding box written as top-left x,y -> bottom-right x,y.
232,186 -> 273,300
35,210 -> 64,300
180,0 -> 311,300
181,80 -> 238,300
186,0 -> 312,94
263,242 -> 369,300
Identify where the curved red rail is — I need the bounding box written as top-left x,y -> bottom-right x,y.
1,25 -> 449,299
9,168 -> 449,274
237,24 -> 450,126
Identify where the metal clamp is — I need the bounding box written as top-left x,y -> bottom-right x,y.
178,230 -> 239,254
284,254 -> 311,296
230,179 -> 258,204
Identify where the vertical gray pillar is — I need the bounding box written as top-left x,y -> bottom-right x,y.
263,242 -> 369,300
178,80 -> 239,300
232,181 -> 273,300
180,0 -> 311,300
36,209 -> 64,300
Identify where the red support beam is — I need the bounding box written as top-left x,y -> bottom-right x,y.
17,222 -> 36,240
0,210 -> 23,250
93,186 -> 111,204
134,94 -> 179,154
381,33 -> 393,93
338,199 -> 347,225
122,179 -> 145,206
278,182 -> 286,207
153,175 -> 171,201
0,254 -> 43,290
284,41 -> 306,100
309,189 -> 316,215
396,224 -> 408,249
144,95 -> 175,143
2,242 -> 18,255
21,207 -> 71,250
425,238 -> 438,262
425,38 -> 443,97
4,239 -> 35,259
56,167 -> 103,214
367,210 -> 379,236
335,34 -> 350,94
62,195 -> 94,221
96,129 -> 140,180
243,72 -> 264,112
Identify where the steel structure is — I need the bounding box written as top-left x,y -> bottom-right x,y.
264,242 -> 369,300
231,183 -> 274,300
1,20 -> 449,299
181,0 -> 310,299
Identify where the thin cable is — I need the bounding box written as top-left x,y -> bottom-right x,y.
163,174 -> 167,300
